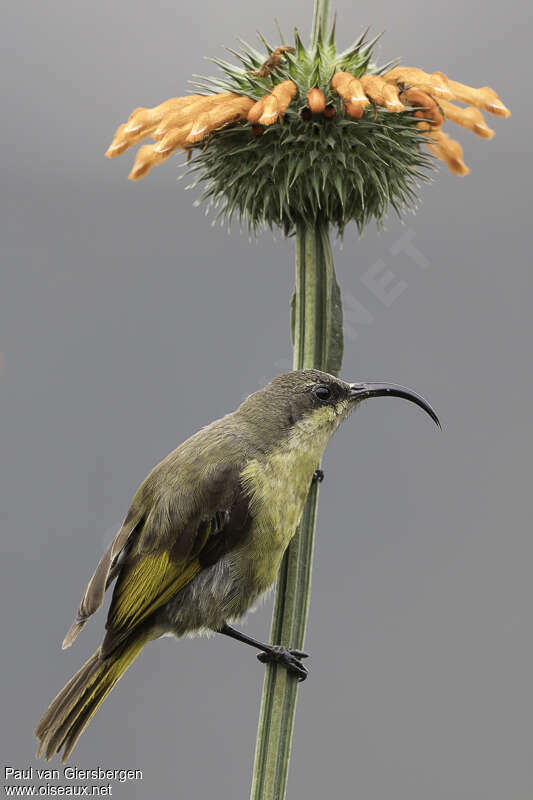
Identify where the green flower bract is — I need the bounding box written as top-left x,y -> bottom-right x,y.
186,24 -> 434,235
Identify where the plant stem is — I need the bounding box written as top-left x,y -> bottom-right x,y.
249,216 -> 343,800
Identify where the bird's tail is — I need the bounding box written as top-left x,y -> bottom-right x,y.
35,628 -> 150,762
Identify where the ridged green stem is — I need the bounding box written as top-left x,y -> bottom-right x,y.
249,215 -> 343,800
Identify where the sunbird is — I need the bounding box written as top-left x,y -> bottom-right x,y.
35,369 -> 439,761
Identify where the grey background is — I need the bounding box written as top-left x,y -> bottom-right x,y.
1,0 -> 530,798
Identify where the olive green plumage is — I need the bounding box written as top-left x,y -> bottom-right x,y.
35,369 -> 438,761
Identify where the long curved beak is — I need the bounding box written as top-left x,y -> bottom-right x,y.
348,382 -> 441,428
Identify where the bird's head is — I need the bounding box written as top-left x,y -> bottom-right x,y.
239,370 -> 440,448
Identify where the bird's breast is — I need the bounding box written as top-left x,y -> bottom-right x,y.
237,423 -> 331,589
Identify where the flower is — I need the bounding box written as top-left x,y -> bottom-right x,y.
106,18 -> 510,233
106,93 -> 254,179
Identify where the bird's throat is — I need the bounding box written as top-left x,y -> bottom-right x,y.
238,411 -> 337,585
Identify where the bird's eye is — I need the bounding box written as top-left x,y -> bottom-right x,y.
313,385 -> 332,403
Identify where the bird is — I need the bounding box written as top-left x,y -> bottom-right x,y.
35,369 -> 439,761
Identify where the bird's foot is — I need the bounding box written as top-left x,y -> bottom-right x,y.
313,469 -> 324,484
257,646 -> 309,681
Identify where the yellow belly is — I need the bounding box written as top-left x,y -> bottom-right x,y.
237,417 -> 334,592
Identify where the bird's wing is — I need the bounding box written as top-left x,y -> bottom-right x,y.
100,460 -> 250,656
62,509 -> 145,649
62,444 -> 251,653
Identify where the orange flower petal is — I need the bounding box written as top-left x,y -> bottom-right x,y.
248,98 -> 266,124
332,72 -> 370,117
128,144 -> 164,180
154,93 -> 246,138
447,81 -> 510,117
105,124 -> 129,158
360,75 -> 405,112
187,112 -> 211,144
331,71 -> 353,93
124,99 -> 188,133
270,81 -> 297,114
258,95 -> 280,126
153,124 -> 193,154
439,100 -> 494,139
186,96 -> 254,143
272,80 -> 298,101
401,88 -> 443,129
384,67 -> 454,100
206,96 -> 254,127
105,123 -> 159,157
381,83 -> 405,112
332,72 -> 369,106
345,100 -> 365,119
307,88 -> 326,113
426,129 -> 470,175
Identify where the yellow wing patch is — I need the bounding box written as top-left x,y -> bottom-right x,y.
107,551 -> 201,635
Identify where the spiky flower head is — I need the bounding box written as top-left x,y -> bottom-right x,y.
106,8 -> 509,236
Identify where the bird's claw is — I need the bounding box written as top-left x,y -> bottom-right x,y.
313,469 -> 324,483
257,646 -> 309,681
